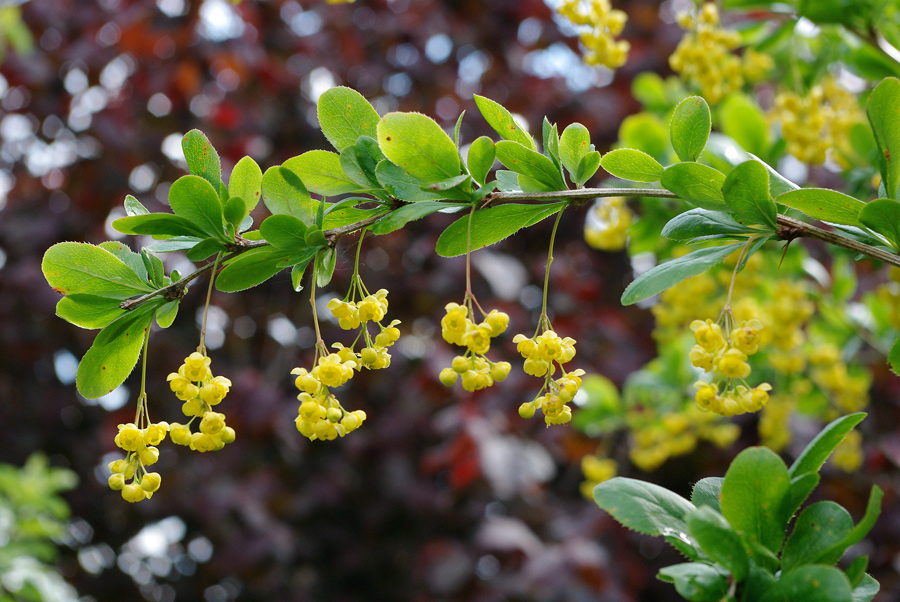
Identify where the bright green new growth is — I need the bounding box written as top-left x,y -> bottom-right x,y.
594,415 -> 881,602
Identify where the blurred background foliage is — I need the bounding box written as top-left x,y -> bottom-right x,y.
2,0 -> 900,601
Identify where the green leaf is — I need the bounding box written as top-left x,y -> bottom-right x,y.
228,156 -> 262,220
290,260 -> 309,292
112,213 -> 208,238
377,112 -> 460,185
317,86 -> 381,152
467,136 -> 495,187
789,413 -> 867,478
815,486 -> 883,564
621,243 -> 742,305
262,164 -> 316,223
76,310 -> 152,399
691,477 -> 723,512
375,160 -> 444,201
305,226 -> 327,248
748,153 -> 800,197
851,574 -> 879,602
372,201 -> 460,235
185,238 -> 225,262
543,118 -> 561,169
182,130 -> 221,193
845,555 -> 868,588
155,300 -> 179,328
758,566 -> 853,602
718,94 -> 769,158
687,506 -> 749,582
866,76 -> 900,199
168,175 -> 226,239
435,203 -> 564,257
720,447 -> 791,554
98,241 -> 148,284
260,214 -> 310,248
661,163 -> 727,211
223,196 -> 245,231
858,198 -> 900,250
42,242 -> 154,300
787,472 -> 821,519
124,195 -> 149,216
600,148 -> 664,182
671,96 -> 712,162
315,248 -> 336,287
422,174 -> 474,202
574,151 -> 601,187
284,150 -> 362,197
323,205 -> 382,229
340,136 -> 384,189
216,247 -> 287,292
658,563 -> 729,602
145,236 -> 204,253
777,189 -> 866,228
473,95 -> 536,150
723,160 -> 777,229
782,502 -> 854,571
56,294 -> 125,329
141,249 -> 165,288
593,477 -> 697,542
559,122 -> 592,181
662,209 -> 756,241
494,141 -> 567,191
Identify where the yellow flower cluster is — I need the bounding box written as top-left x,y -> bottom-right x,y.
628,406 -> 739,472
166,352 -> 236,453
669,4 -> 743,104
742,48 -> 774,83
514,329 -> 583,425
439,303 -> 511,392
690,315 -> 772,416
832,430 -> 864,472
579,455 -> 617,499
759,390 -> 798,452
555,0 -> 630,69
583,197 -> 633,252
809,343 -> 871,414
107,421 -> 168,503
770,77 -> 865,165
766,281 -> 814,375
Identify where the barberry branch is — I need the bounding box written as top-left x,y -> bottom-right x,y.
120,188 -> 900,314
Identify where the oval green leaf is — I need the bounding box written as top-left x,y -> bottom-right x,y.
777,188 -> 865,227
858,197 -> 900,250
43,242 -> 154,300
722,160 -> 777,229
671,96 -> 711,162
867,77 -> 900,199
601,148 -> 664,182
494,141 -> 566,191
168,175 -> 226,239
559,122 -> 592,179
377,112 -> 460,185
720,446 -> 791,554
76,311 -> 152,399
283,150 -> 362,197
472,94 -> 536,150
228,155 -> 262,220
182,129 -> 221,194
317,86 -> 381,152
621,243 -> 742,306
436,203 -> 564,257
466,136 -> 495,187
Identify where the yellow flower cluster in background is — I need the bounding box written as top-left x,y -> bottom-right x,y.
584,197 -> 632,252
770,77 -> 865,165
669,4 -> 744,104
555,0 -> 630,69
